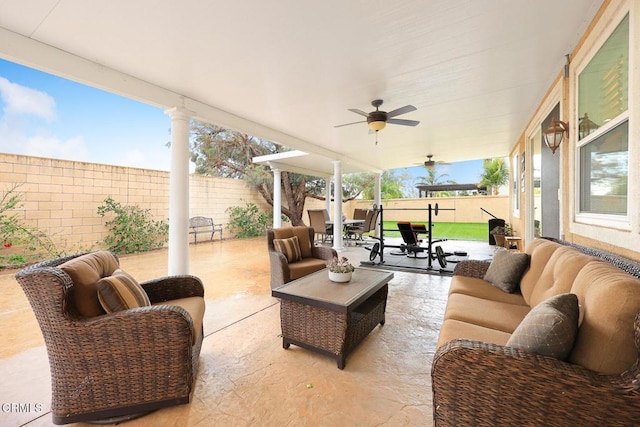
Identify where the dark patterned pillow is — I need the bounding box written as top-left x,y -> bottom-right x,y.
97,269 -> 150,313
484,249 -> 530,292
506,293 -> 579,360
273,236 -> 302,263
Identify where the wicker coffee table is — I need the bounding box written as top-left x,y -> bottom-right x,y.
272,267 -> 393,369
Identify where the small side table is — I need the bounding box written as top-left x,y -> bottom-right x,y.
504,236 -> 523,252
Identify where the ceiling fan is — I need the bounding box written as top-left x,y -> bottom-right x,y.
334,99 -> 420,136
420,155 -> 450,169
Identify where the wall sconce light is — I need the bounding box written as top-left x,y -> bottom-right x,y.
578,113 -> 599,140
543,118 -> 568,154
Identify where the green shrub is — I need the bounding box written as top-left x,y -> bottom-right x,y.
0,183 -> 60,268
97,197 -> 169,255
226,202 -> 275,238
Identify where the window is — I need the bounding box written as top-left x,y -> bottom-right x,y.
577,13 -> 629,217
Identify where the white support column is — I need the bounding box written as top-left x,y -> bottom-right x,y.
325,177 -> 332,218
332,161 -> 344,252
272,167 -> 282,228
374,173 -> 382,236
165,107 -> 192,275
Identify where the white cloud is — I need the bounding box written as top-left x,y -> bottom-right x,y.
0,77 -> 56,121
25,135 -> 89,162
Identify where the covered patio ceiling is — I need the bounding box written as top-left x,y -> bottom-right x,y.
0,0 -> 603,174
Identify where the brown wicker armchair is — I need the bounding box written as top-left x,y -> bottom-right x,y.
267,226 -> 336,289
15,252 -> 205,425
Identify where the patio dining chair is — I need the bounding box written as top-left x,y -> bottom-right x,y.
307,209 -> 333,244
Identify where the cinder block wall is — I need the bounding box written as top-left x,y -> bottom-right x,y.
0,154 -> 269,252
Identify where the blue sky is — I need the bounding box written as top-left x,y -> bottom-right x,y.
0,58 -> 484,185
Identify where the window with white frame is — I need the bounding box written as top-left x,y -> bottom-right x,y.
577,13 -> 629,217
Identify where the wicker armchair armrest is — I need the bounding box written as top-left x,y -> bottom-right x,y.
269,251 -> 290,287
140,275 -> 204,303
452,260 -> 490,278
312,245 -> 337,261
432,339 -> 640,426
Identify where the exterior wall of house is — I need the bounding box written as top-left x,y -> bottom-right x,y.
508,0 -> 640,261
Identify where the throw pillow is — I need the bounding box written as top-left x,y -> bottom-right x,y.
273,236 -> 303,263
484,249 -> 530,293
97,269 -> 151,313
506,293 -> 579,360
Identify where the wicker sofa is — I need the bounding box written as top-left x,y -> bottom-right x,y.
432,238 -> 640,426
15,251 -> 205,425
267,226 -> 336,290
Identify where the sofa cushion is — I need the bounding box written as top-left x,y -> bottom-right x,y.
444,293 -> 531,333
449,275 -> 529,306
437,319 -> 511,348
273,236 -> 302,263
506,293 -> 579,360
483,249 -> 530,293
59,251 -> 119,317
569,261 -> 640,374
97,269 -> 151,313
520,239 -> 563,304
289,258 -> 327,281
527,246 -> 593,308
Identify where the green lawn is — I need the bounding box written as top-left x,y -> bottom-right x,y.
380,221 -> 487,241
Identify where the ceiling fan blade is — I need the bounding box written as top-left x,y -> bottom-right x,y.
387,105 -> 416,117
334,120 -> 366,128
348,108 -> 369,117
387,118 -> 420,126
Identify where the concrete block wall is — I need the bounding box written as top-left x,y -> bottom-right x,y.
1,154 -> 269,252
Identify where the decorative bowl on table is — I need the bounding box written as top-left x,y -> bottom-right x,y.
327,256 -> 355,283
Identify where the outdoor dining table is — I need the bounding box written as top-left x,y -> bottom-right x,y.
326,219 -> 366,242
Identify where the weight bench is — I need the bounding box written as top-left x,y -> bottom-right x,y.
189,216 -> 223,244
393,221 -> 429,258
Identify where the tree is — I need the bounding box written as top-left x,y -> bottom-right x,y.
358,170 -> 405,200
417,167 -> 455,197
480,158 -> 509,195
190,123 -> 368,225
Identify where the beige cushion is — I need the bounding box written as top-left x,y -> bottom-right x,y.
272,226 -> 312,259
443,293 -> 531,333
520,239 -> 563,304
569,261 -> 640,374
506,293 -> 579,360
153,296 -> 205,345
59,251 -> 119,317
527,246 -> 593,308
289,258 -> 327,281
273,236 -> 302,263
437,319 -> 511,348
449,276 -> 529,306
483,249 -> 530,293
97,269 -> 150,313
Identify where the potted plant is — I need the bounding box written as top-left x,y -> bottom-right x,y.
490,223 -> 512,247
327,256 -> 355,282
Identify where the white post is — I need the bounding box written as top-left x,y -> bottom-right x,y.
272,167 -> 282,228
164,107 -> 192,275
332,161 -> 344,252
325,177 -> 332,218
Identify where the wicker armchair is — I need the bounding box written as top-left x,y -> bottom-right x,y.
267,226 -> 336,289
15,252 -> 205,425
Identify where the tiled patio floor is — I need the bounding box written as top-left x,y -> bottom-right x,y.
0,237 -> 496,426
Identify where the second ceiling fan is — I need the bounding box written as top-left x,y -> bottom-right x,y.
334,99 -> 420,137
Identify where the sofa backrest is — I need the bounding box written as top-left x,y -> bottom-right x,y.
526,246 -> 594,308
569,260 -> 640,374
520,239 -> 562,303
271,226 -> 313,259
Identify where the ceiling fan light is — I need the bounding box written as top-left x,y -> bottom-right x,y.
368,120 -> 386,131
